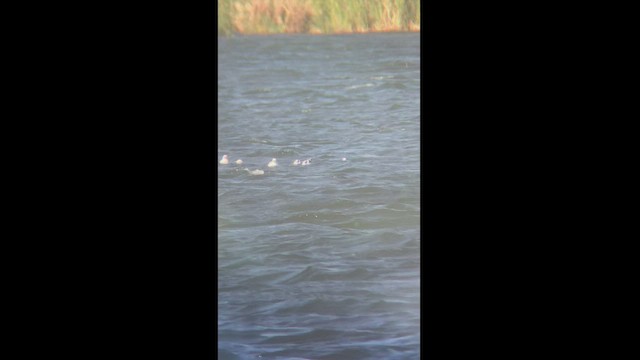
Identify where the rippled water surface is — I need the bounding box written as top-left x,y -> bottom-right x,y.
218,33 -> 420,359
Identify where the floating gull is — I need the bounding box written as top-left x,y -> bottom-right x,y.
301,158 -> 311,166
292,159 -> 301,166
267,158 -> 278,168
219,155 -> 229,165
235,159 -> 243,165
244,168 -> 264,176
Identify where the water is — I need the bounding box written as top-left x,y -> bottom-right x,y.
218,33 -> 420,359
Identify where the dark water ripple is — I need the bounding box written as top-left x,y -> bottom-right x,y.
219,33 -> 420,359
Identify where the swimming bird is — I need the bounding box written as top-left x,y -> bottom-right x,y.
268,158 -> 278,168
292,159 -> 301,166
301,158 -> 311,166
244,168 -> 264,176
219,155 -> 229,165
235,159 -> 243,165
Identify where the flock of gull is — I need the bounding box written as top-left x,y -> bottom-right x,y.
219,154 -> 319,175
219,154 -> 347,175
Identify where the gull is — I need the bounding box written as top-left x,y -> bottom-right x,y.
292,159 -> 301,166
301,158 -> 311,166
235,159 -> 243,165
219,155 -> 229,165
244,168 -> 264,176
267,158 -> 278,168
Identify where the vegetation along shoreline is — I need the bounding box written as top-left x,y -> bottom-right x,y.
218,0 -> 420,36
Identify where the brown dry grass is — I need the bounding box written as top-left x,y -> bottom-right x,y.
232,0 -> 314,34
221,0 -> 420,35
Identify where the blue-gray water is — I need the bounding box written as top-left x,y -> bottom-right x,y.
218,33 -> 420,359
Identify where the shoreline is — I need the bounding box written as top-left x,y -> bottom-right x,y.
218,28 -> 420,37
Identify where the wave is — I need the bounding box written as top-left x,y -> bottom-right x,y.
279,265 -> 375,285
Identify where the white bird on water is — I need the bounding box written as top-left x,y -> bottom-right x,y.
301,158 -> 311,166
244,168 -> 264,176
268,158 -> 278,168
235,159 -> 243,165
219,155 -> 229,165
292,159 -> 301,166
